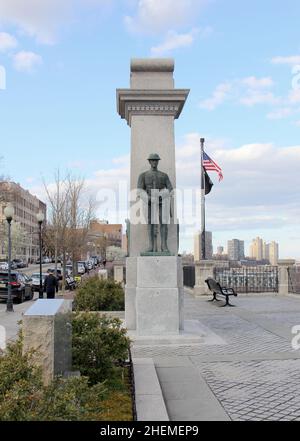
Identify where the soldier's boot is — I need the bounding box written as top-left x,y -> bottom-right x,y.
160,225 -> 170,253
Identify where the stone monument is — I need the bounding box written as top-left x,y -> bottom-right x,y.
117,59 -> 189,336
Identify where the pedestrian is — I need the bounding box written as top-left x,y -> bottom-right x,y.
102,258 -> 107,268
44,270 -> 58,299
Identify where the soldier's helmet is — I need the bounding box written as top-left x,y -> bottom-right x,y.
148,153 -> 161,161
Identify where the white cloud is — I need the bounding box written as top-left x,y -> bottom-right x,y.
271,55 -> 300,65
0,0 -> 73,44
267,107 -> 294,120
0,1 -> 117,44
199,82 -> 232,110
294,120 -> 300,127
0,31 -> 17,52
124,0 -> 207,34
200,76 -> 280,110
239,91 -> 278,106
241,76 -> 274,89
151,28 -> 202,56
13,51 -> 42,73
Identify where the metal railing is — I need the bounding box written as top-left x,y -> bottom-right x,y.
214,266 -> 279,293
288,267 -> 300,294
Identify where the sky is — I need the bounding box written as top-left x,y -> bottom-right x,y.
0,0 -> 300,259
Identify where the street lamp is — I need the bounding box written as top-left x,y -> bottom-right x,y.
4,204 -> 14,312
36,211 -> 45,299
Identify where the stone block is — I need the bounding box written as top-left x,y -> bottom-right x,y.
22,299 -> 72,385
114,265 -> 124,283
136,287 -> 179,335
194,260 -> 215,296
137,256 -> 182,288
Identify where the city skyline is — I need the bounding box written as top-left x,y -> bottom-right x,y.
1,1 -> 300,258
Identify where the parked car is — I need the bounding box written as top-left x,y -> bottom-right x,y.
65,275 -> 76,290
77,261 -> 86,275
0,271 -> 34,303
66,264 -> 73,275
91,256 -> 99,266
0,262 -> 8,271
31,273 -> 48,292
85,260 -> 94,271
12,259 -> 27,268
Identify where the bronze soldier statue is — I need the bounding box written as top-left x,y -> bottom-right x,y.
137,153 -> 173,253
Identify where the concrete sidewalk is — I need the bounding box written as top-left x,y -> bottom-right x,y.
132,292 -> 300,421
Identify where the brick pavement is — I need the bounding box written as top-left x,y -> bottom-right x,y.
132,292 -> 300,421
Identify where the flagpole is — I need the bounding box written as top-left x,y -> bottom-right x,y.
200,137 -> 206,260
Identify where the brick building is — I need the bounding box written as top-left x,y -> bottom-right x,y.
0,181 -> 47,262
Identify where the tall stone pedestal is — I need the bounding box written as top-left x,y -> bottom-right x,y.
117,58 -> 188,338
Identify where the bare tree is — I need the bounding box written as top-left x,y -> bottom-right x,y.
44,171 -> 96,284
43,170 -> 70,281
66,173 -> 96,275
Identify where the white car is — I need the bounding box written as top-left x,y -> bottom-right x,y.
77,262 -> 86,274
31,273 -> 48,292
0,262 -> 8,270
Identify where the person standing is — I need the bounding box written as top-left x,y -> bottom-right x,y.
44,270 -> 58,299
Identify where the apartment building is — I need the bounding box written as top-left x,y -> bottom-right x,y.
0,181 -> 47,262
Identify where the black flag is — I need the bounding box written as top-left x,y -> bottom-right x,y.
202,167 -> 213,195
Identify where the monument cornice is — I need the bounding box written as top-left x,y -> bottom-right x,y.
117,89 -> 190,125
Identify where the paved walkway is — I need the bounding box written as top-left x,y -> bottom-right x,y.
3,291 -> 300,421
132,292 -> 300,421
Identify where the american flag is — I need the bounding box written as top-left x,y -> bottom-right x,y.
203,151 -> 223,181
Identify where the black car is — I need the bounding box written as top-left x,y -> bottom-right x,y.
0,271 -> 34,303
12,259 -> 27,268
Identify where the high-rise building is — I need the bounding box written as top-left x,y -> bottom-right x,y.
269,241 -> 279,265
250,237 -> 263,260
0,181 -> 47,262
227,239 -> 245,261
194,231 -> 213,260
250,237 -> 279,264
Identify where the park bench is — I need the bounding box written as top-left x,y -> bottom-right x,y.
205,278 -> 237,307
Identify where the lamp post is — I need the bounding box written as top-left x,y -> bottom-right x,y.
36,211 -> 45,299
4,204 -> 14,312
